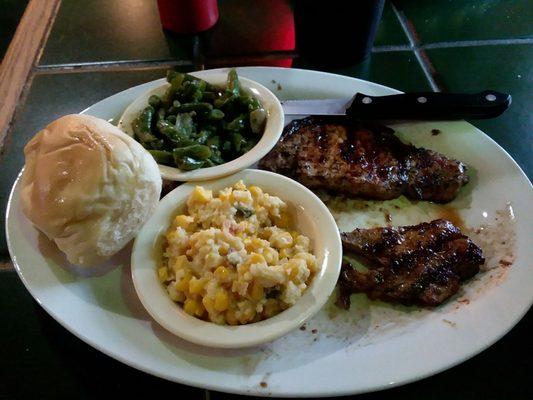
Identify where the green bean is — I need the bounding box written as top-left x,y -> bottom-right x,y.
162,85 -> 177,108
209,147 -> 224,165
183,73 -> 217,91
148,150 -> 174,164
168,99 -> 182,114
206,135 -> 220,147
149,139 -> 165,150
132,106 -> 157,143
172,145 -> 212,160
226,114 -> 247,131
176,156 -> 204,170
231,133 -> 246,152
170,73 -> 185,90
214,96 -> 233,109
175,102 -> 213,114
175,112 -> 195,137
195,129 -> 211,144
166,70 -> 181,83
226,68 -> 240,97
241,139 -> 256,154
250,108 -> 267,134
191,89 -> 203,103
222,140 -> 232,152
157,107 -> 166,121
148,95 -> 162,108
181,80 -> 206,102
166,115 -> 177,124
207,109 -> 224,121
248,97 -> 262,111
202,159 -> 216,168
157,120 -> 188,144
238,95 -> 261,111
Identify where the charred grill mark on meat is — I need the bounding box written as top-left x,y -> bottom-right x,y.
259,117 -> 469,203
336,219 -> 484,308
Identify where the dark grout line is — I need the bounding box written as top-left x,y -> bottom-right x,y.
35,59 -> 195,74
421,37 -> 533,50
372,45 -> 412,53
391,2 -> 443,92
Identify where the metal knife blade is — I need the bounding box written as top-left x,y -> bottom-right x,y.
281,98 -> 352,115
280,91 -> 511,120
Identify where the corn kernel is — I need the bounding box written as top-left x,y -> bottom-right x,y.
176,272 -> 192,292
263,247 -> 279,265
158,267 -> 168,282
172,255 -> 189,274
249,252 -> 266,264
234,180 -> 246,191
249,281 -> 264,301
218,187 -> 232,201
214,266 -> 230,282
189,186 -> 212,204
239,308 -> 256,324
214,289 -> 229,312
289,265 -> 299,280
168,283 -> 186,302
263,299 -> 281,317
295,252 -> 317,271
173,214 -> 194,229
253,237 -> 268,250
295,235 -> 311,250
188,277 -> 206,294
249,185 -> 263,197
279,248 -> 292,259
202,296 -> 215,313
225,309 -> 239,325
231,190 -> 252,203
218,244 -> 229,256
184,298 -> 205,317
205,252 -> 223,268
270,231 -> 293,248
274,212 -> 291,229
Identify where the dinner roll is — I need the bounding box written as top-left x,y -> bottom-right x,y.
21,114 -> 162,266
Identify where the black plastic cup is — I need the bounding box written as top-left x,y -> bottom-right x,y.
293,0 -> 385,67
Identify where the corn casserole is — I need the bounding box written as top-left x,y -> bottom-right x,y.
158,181 -> 317,325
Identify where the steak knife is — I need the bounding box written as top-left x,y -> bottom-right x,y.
281,91 -> 511,120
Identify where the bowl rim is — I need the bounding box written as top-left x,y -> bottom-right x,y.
130,169 -> 342,348
118,73 -> 284,182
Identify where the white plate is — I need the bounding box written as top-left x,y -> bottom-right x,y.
6,67 -> 533,397
131,169 -> 341,348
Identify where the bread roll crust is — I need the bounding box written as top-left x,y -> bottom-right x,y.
21,114 -> 162,266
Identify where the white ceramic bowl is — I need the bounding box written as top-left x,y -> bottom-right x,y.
118,73 -> 284,181
131,169 -> 342,348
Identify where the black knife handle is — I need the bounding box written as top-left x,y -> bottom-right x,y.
347,91 -> 511,120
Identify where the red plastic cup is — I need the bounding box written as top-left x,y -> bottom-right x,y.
157,0 -> 219,34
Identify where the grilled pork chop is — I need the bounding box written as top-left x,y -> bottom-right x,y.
259,117 -> 469,203
337,220 -> 484,308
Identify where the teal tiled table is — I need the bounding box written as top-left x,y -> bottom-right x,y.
1,1 -> 531,399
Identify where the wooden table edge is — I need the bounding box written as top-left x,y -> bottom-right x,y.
0,0 -> 61,152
